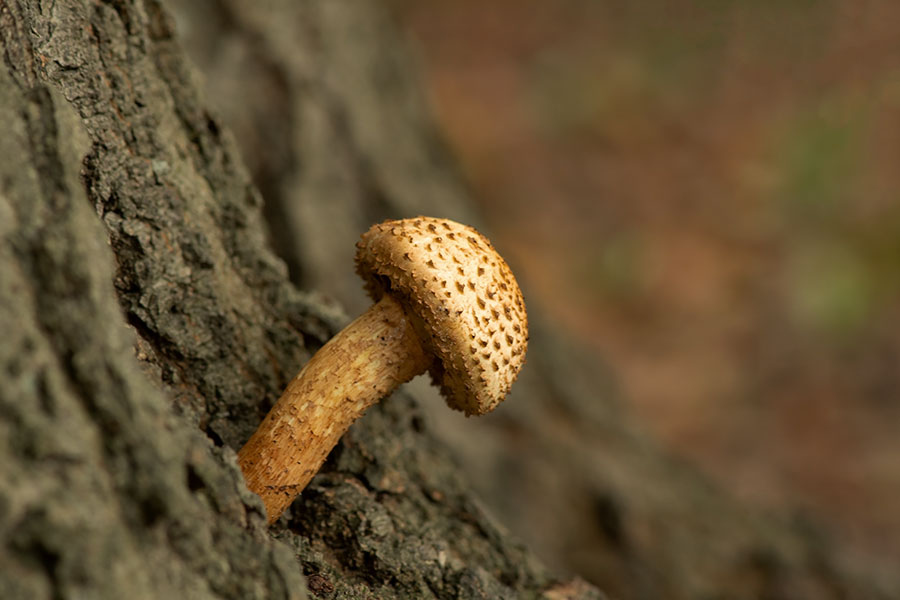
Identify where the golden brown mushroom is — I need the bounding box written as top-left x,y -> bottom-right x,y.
238,217 -> 528,523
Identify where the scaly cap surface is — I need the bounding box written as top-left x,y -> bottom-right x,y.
355,217 -> 528,415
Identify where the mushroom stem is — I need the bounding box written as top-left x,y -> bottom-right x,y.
238,294 -> 430,523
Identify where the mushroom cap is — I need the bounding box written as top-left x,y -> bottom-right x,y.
355,217 -> 528,415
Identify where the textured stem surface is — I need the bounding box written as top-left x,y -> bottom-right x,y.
238,295 -> 430,522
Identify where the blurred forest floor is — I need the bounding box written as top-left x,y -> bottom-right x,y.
389,0 -> 900,566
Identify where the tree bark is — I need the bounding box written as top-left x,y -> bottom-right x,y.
0,1 -> 896,599
0,1 -> 598,598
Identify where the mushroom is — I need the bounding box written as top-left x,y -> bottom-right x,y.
238,216 -> 528,523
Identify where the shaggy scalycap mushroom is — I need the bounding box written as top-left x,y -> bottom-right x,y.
238,217 -> 528,523
356,217 -> 528,415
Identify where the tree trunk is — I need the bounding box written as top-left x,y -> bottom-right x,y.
0,1 -> 596,598
0,1 -> 895,599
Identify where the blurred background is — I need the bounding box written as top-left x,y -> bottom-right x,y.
172,0 -> 900,592
386,0 -> 900,566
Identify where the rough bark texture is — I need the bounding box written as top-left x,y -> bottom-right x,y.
0,1 -> 897,599
0,1 -> 597,598
0,4 -> 307,598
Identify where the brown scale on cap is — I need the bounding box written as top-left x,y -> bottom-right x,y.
238,217 -> 528,523
356,217 -> 528,415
